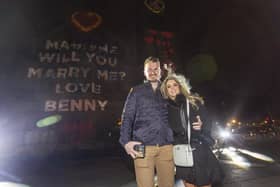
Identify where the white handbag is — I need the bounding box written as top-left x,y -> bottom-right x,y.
173,99 -> 194,167
173,144 -> 193,167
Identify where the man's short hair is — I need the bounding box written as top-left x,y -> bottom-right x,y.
144,56 -> 160,66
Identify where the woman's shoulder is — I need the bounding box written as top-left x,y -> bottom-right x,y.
174,94 -> 186,106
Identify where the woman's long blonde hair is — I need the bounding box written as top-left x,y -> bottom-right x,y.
161,74 -> 204,110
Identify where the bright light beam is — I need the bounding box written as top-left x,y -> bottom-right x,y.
0,182 -> 30,187
221,147 -> 251,169
238,148 -> 275,163
219,129 -> 231,139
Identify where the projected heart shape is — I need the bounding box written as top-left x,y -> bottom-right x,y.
71,11 -> 102,32
144,0 -> 165,14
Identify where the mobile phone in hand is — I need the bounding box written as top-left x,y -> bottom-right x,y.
133,144 -> 145,158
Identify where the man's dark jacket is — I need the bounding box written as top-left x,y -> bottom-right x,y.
119,81 -> 173,147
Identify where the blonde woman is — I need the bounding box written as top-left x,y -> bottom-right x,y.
161,74 -> 223,187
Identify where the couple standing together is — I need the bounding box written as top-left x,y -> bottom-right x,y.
119,56 -> 223,187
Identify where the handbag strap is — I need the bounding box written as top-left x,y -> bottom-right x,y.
180,99 -> 191,144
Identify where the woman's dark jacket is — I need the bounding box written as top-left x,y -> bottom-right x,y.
168,94 -> 213,146
169,94 -> 224,186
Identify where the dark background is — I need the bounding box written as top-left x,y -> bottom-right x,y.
0,0 -> 279,156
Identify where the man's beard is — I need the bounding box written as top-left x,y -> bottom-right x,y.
148,75 -> 161,82
149,79 -> 159,82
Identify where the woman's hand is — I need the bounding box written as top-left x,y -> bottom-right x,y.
192,115 -> 202,130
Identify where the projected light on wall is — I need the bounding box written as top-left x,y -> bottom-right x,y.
36,114 -> 62,128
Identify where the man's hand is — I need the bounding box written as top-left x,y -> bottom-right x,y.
124,141 -> 142,159
192,115 -> 202,130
